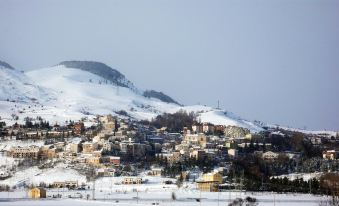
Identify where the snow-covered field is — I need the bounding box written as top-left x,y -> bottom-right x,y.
0,190 -> 330,206
0,170 -> 330,206
0,162 -> 86,188
266,124 -> 338,137
0,167 -> 329,205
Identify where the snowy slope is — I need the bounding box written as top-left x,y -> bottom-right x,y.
26,65 -> 179,120
0,60 -> 264,131
266,124 -> 337,137
25,64 -> 263,131
170,105 -> 263,132
0,63 -> 53,103
0,163 -> 87,187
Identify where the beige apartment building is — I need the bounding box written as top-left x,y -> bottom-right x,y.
9,145 -> 40,158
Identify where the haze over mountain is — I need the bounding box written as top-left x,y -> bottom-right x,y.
1,0 -> 338,131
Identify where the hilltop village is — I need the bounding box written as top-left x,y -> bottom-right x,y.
0,111 -> 338,199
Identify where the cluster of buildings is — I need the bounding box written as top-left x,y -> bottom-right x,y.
1,113 -> 338,196
155,125 -> 303,165
2,121 -> 85,140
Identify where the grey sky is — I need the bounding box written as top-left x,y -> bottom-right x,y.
0,0 -> 338,130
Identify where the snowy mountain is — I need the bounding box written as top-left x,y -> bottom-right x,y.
0,61 -> 53,103
25,63 -> 181,121
0,60 -> 263,131
58,61 -> 137,90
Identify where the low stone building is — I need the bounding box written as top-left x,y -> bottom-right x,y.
52,181 -> 78,188
149,167 -> 162,176
122,177 -> 142,184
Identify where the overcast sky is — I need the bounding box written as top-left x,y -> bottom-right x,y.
0,0 -> 338,130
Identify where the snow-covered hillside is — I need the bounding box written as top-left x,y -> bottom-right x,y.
26,64 -> 180,121
0,62 -> 53,103
0,60 -> 264,131
169,105 -> 263,132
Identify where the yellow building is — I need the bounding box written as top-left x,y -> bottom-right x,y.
196,172 -> 222,192
86,156 -> 101,166
28,188 -> 46,199
40,146 -> 56,159
202,172 -> 222,183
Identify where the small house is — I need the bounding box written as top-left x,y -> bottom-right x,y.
28,187 -> 46,199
